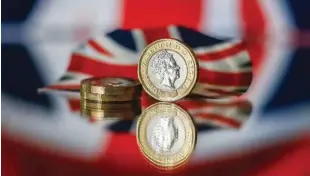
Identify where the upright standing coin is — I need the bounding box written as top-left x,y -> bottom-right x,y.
138,39 -> 198,102
136,102 -> 196,168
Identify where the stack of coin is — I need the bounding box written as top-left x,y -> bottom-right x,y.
80,77 -> 142,120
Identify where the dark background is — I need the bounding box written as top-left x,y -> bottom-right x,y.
2,0 -> 52,109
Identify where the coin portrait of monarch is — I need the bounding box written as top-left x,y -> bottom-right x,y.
151,50 -> 180,89
152,116 -> 178,153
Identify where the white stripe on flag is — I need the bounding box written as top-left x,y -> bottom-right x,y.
24,0 -> 123,83
198,51 -> 251,73
131,29 -> 147,51
200,0 -> 241,39
246,0 -> 294,108
168,25 -> 182,40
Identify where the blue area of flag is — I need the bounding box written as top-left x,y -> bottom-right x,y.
263,0 -> 310,112
178,26 -> 228,48
2,44 -> 53,109
107,29 -> 137,52
108,120 -> 135,132
264,48 -> 310,112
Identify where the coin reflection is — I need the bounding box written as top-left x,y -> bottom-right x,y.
80,99 -> 141,121
136,102 -> 196,169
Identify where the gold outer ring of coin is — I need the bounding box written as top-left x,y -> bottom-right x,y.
80,91 -> 141,102
138,38 -> 198,102
81,77 -> 142,95
81,108 -> 141,120
136,102 -> 196,168
80,99 -> 141,110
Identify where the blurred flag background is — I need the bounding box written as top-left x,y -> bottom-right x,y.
2,0 -> 310,175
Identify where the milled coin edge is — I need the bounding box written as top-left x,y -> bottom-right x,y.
81,76 -> 142,95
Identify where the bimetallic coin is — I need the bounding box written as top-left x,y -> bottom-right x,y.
136,102 -> 196,168
81,77 -> 142,95
138,39 -> 198,102
81,91 -> 141,102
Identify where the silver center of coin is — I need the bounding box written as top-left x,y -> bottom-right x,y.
148,50 -> 187,91
146,114 -> 185,155
151,116 -> 178,153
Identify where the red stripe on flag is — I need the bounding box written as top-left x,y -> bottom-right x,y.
292,31 -> 310,48
181,99 -> 249,107
241,0 -> 266,75
195,113 -> 241,128
122,0 -> 203,30
176,99 -> 251,112
142,27 -> 171,44
196,42 -> 247,61
88,40 -> 113,57
68,54 -> 251,87
67,54 -> 138,79
68,99 -> 80,112
198,68 -> 252,86
206,89 -> 244,96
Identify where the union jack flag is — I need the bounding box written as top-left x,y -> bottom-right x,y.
41,25 -> 252,99
2,0 -> 310,175
39,25 -> 253,131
